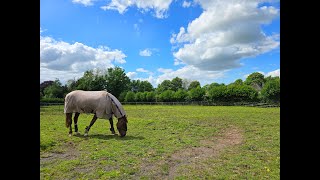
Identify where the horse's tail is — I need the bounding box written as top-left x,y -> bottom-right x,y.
65,113 -> 72,128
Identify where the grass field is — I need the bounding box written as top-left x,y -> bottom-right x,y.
40,105 -> 280,179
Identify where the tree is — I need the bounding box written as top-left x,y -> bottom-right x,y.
225,84 -> 258,102
174,89 -> 188,102
188,80 -> 201,90
232,79 -> 243,86
261,78 -> 280,103
130,80 -> 154,92
124,91 -> 135,102
157,80 -> 172,93
146,91 -> 156,102
244,72 -> 265,90
76,70 -> 106,91
171,77 -> 183,91
40,80 -> 54,97
158,90 -> 175,102
105,66 -> 130,98
43,79 -> 66,98
66,79 -> 78,92
140,81 -> 154,92
207,85 -> 228,102
187,86 -> 205,101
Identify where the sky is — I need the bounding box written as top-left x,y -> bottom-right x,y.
40,0 -> 280,88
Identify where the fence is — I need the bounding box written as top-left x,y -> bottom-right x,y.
40,101 -> 279,108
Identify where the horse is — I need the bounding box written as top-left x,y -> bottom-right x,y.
64,90 -> 128,137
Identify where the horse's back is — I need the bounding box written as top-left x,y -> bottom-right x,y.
64,90 -> 108,115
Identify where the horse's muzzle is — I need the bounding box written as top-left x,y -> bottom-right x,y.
120,132 -> 126,137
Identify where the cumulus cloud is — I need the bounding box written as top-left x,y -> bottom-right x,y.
136,68 -> 149,73
139,49 -> 152,56
265,69 -> 280,77
139,48 -> 159,56
72,0 -> 95,6
40,35 -> 126,83
126,72 -> 137,79
182,1 -> 191,8
101,0 -> 173,18
171,0 -> 280,71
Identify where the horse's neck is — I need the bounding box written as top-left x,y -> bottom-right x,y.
108,94 -> 125,118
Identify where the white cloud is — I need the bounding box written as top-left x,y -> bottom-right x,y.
182,1 -> 191,8
174,58 -> 185,66
40,27 -> 46,34
40,35 -> 126,84
136,68 -> 149,73
171,0 -> 280,71
72,0 -> 95,6
156,65 -> 225,86
126,72 -> 137,79
266,69 -> 280,77
101,0 -> 173,18
139,49 -> 152,56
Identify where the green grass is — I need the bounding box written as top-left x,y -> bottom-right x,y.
40,105 -> 280,179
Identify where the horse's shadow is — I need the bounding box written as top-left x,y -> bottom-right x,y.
74,133 -> 145,141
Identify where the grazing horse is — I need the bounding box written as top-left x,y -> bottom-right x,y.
64,90 -> 128,137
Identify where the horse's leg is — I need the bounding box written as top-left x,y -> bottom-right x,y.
84,114 -> 98,136
109,117 -> 116,134
74,112 -> 80,135
66,113 -> 73,136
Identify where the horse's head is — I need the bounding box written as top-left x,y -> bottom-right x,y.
117,115 -> 128,137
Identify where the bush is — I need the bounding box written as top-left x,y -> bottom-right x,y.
261,78 -> 280,103
40,98 -> 64,103
124,91 -> 135,102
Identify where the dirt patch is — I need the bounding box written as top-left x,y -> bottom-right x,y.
138,127 -> 243,179
40,141 -> 79,165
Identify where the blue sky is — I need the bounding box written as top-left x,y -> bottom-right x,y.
40,0 -> 280,87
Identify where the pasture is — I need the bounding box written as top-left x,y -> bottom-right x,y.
40,105 -> 280,179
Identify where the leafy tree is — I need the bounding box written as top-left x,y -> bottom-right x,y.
244,72 -> 265,90
188,80 -> 201,90
40,80 -> 54,97
146,91 -> 156,102
118,91 -> 128,102
43,79 -> 66,98
207,86 -> 228,102
124,91 -> 135,102
105,66 -> 130,98
261,78 -> 280,103
66,79 -> 78,92
232,79 -> 243,86
264,76 -> 280,83
225,84 -> 258,102
187,86 -> 205,101
174,89 -> 188,102
171,77 -> 183,91
157,80 -> 172,93
135,92 -> 146,102
130,80 -> 154,92
76,70 -> 106,91
158,90 -> 175,102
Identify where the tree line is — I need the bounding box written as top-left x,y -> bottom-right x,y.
40,66 -> 280,104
